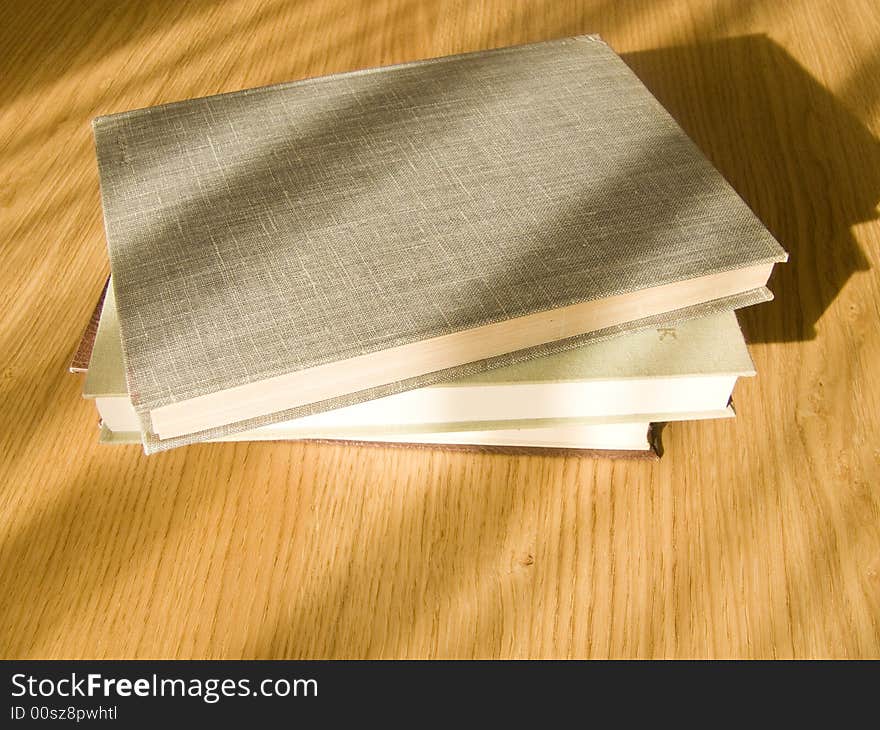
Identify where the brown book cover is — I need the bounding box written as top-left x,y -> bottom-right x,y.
306,429 -> 661,459
68,278 -> 109,373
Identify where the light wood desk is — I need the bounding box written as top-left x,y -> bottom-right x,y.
1,0 -> 878,658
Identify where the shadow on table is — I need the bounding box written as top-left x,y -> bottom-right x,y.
623,35 -> 876,344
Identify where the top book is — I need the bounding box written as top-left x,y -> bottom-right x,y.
92,35 -> 786,451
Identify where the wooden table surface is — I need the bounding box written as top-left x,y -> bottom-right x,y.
1,0 -> 878,659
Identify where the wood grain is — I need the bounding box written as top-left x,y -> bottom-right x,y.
1,0 -> 878,659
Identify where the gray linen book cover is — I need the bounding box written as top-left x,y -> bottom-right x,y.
92,35 -> 786,452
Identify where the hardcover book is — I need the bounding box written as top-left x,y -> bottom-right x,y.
80,287 -> 663,456
84,280 -> 748,437
80,279 -> 746,463
92,35 -> 786,451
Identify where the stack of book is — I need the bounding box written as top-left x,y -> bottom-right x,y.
75,36 -> 786,457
